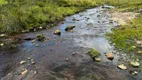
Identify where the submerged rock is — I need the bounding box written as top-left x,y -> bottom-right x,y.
65,25 -> 76,31
53,29 -> 61,35
118,64 -> 127,70
106,52 -> 114,60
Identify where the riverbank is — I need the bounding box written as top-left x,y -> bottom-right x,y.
0,0 -> 142,33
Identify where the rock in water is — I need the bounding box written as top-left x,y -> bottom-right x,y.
106,52 -> 114,60
0,43 -> 4,47
137,51 -> 142,54
72,52 -> 76,56
130,71 -> 138,75
31,40 -> 36,43
136,40 -> 142,45
130,61 -> 140,67
21,69 -> 28,77
65,25 -> 76,31
118,64 -> 127,70
0,34 -> 7,38
94,57 -> 101,62
53,29 -> 61,35
20,61 -> 26,64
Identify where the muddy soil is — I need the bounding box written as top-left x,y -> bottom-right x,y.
0,6 -> 142,80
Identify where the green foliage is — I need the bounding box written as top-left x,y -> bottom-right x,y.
0,0 -> 7,5
0,0 -> 142,33
36,34 -> 45,41
89,48 -> 100,58
0,0 -> 98,33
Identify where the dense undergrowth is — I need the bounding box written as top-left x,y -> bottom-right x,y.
0,0 -> 142,33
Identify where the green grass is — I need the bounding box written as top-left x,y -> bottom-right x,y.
0,0 -> 7,5
108,14 -> 142,51
0,0 -> 101,33
0,0 -> 142,34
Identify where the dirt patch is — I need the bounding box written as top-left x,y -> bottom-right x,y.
110,12 -> 139,25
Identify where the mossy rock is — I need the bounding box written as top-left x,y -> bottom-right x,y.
36,34 -> 45,41
89,48 -> 100,58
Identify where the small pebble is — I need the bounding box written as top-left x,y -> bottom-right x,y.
65,58 -> 69,61
20,61 -> 26,65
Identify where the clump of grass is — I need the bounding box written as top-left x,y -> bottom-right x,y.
89,48 -> 100,58
36,34 -> 45,41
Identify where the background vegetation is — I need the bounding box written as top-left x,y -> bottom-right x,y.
0,0 -> 142,34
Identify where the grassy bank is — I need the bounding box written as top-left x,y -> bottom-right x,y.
106,0 -> 142,52
108,14 -> 142,51
0,0 -> 101,33
0,0 -> 142,35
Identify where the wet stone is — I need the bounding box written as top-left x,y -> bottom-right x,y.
65,58 -> 69,61
21,69 -> 28,77
36,44 -> 39,47
0,34 -> 7,38
130,61 -> 140,67
20,61 -> 26,65
118,64 -> 127,70
0,43 -> 4,47
94,57 -> 101,62
31,40 -> 36,43
65,25 -> 76,31
53,29 -> 61,35
72,52 -> 76,56
106,52 -> 114,60
130,71 -> 138,75
137,51 -> 142,54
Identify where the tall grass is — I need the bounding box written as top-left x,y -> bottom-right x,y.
0,0 -> 142,33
